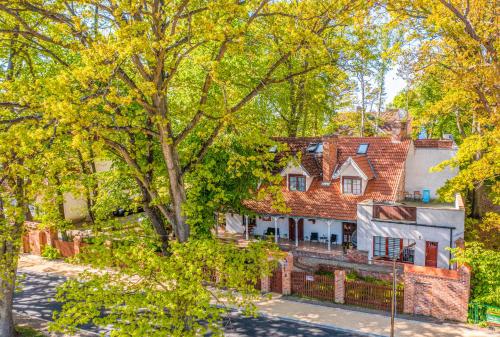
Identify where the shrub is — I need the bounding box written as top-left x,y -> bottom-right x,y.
41,245 -> 61,260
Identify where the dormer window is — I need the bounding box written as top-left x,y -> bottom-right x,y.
289,175 -> 306,191
343,177 -> 362,195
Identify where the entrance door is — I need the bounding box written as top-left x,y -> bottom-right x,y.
288,218 -> 304,241
425,241 -> 438,267
342,222 -> 356,245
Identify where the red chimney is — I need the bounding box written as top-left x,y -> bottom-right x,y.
322,136 -> 337,184
391,121 -> 407,142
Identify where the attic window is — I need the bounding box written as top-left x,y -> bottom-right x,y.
357,143 -> 369,154
306,143 -> 318,153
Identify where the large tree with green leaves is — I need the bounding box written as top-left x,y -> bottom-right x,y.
389,0 -> 498,218
0,0 -> 371,245
0,1 -> 375,335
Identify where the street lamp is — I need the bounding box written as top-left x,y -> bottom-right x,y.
373,241 -> 416,337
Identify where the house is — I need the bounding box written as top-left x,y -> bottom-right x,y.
225,132 -> 464,270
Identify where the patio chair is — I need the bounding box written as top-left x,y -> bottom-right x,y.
404,191 -> 413,201
265,227 -> 279,237
310,232 -> 319,242
414,190 -> 422,201
330,234 -> 337,244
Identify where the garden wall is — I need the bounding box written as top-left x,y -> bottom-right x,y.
403,264 -> 470,322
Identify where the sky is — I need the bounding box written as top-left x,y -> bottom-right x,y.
384,67 -> 407,106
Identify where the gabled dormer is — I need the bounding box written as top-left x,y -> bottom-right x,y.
281,160 -> 313,192
332,144 -> 376,196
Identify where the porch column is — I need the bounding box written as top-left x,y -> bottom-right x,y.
295,217 -> 298,247
327,220 -> 332,251
273,216 -> 278,244
245,215 -> 249,241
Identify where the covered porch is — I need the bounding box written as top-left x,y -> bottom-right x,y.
239,213 -> 357,253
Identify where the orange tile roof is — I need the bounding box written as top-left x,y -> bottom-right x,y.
244,137 -> 411,220
351,155 -> 375,180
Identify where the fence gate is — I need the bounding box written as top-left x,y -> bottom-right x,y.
345,280 -> 404,312
270,268 -> 282,293
291,272 -> 336,302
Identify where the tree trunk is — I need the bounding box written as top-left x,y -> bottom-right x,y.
137,181 -> 170,254
158,125 -> 189,242
0,274 -> 15,337
0,195 -> 22,337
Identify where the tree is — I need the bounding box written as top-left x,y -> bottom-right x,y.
0,0 -> 371,244
388,0 -> 499,218
452,241 -> 500,306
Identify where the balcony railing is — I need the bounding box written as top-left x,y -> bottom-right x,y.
373,204 -> 417,222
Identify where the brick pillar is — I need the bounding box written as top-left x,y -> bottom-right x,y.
73,236 -> 82,255
44,229 -> 57,247
457,265 -> 471,322
281,252 -> 293,295
261,275 -> 270,293
334,270 -> 345,304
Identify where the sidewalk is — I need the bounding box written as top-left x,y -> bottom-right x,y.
18,254 -> 498,337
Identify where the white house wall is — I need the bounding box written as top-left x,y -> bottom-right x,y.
63,192 -> 89,222
404,145 -> 458,199
357,203 -> 464,269
225,213 -> 244,233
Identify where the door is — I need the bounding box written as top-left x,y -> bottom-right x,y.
288,218 -> 304,241
342,222 -> 356,245
425,241 -> 438,267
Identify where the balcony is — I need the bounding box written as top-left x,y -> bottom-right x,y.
373,204 -> 417,222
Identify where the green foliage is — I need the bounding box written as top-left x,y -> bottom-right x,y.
452,242 -> 500,306
41,246 -> 61,260
50,236 -> 281,337
15,326 -> 46,337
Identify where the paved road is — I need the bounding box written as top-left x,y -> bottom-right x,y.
14,272 -> 370,337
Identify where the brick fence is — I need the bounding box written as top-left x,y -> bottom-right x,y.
22,222 -> 86,258
403,264 -> 470,322
261,252 -> 470,322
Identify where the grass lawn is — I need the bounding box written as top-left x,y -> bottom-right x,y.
15,326 -> 46,337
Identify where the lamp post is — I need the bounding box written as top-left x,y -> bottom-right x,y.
374,241 -> 416,337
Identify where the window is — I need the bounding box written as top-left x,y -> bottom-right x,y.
357,143 -> 369,154
373,236 -> 415,264
289,175 -> 306,191
343,177 -> 362,195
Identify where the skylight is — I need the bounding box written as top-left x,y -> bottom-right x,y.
357,143 -> 369,154
306,143 -> 319,153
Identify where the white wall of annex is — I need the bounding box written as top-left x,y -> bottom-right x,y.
404,146 -> 457,199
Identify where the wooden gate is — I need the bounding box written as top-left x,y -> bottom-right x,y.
291,272 -> 336,302
345,280 -> 404,312
270,268 -> 282,293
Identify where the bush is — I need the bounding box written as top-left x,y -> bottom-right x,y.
41,245 -> 60,260
15,326 -> 46,337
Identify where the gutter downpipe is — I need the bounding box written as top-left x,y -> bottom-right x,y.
449,227 -> 453,270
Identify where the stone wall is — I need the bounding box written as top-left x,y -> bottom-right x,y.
403,264 -> 470,322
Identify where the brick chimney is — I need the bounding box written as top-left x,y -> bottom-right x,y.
391,121 -> 407,142
322,136 -> 337,185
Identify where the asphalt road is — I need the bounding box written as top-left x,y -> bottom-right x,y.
14,272 -> 369,337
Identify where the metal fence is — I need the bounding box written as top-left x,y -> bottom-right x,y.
469,302 -> 500,325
